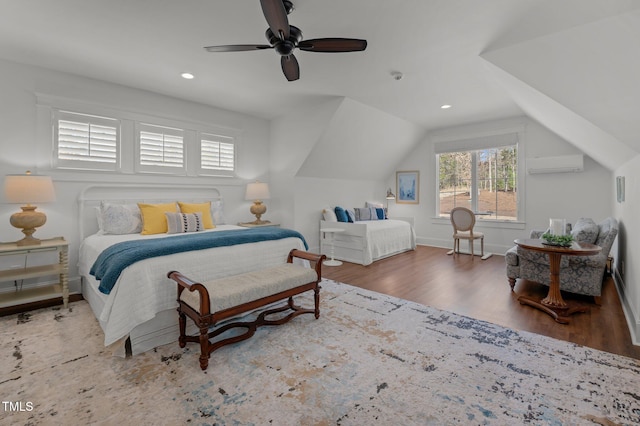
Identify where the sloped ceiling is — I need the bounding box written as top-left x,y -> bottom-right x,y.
481,5 -> 640,169
296,98 -> 426,180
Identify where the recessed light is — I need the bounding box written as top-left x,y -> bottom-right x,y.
440,104 -> 452,109
181,72 -> 195,80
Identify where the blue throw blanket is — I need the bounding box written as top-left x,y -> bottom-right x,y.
90,228 -> 308,294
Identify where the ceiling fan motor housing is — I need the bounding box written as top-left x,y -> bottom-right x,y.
266,25 -> 303,56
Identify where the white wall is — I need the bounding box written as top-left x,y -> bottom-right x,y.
0,59 -> 270,294
613,155 -> 640,343
388,117 -> 613,255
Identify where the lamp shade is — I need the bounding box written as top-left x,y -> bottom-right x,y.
245,182 -> 270,201
4,173 -> 56,204
386,188 -> 396,200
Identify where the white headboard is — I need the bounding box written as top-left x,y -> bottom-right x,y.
77,184 -> 223,240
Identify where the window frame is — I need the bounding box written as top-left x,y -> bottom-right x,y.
135,122 -> 186,175
197,132 -> 236,177
52,110 -> 121,172
37,94 -> 240,179
434,129 -> 525,224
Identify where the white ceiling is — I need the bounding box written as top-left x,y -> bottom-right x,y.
1,0 -> 639,164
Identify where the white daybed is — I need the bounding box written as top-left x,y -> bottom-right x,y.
320,217 -> 416,265
78,184 -> 307,357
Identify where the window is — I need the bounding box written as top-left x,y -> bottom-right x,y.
199,133 -> 235,175
54,110 -> 119,171
41,96 -> 239,178
436,133 -> 519,221
136,123 -> 185,174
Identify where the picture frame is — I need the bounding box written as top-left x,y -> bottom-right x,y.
396,170 -> 419,204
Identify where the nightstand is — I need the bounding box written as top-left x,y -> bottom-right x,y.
237,222 -> 281,228
0,237 -> 69,311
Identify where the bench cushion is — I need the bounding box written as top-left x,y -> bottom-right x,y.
180,264 -> 318,314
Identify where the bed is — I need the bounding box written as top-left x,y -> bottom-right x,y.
77,184 -> 307,357
319,217 -> 416,265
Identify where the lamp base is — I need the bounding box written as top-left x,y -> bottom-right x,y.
10,206 -> 46,246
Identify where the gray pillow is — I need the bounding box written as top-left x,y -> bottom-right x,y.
571,218 -> 599,244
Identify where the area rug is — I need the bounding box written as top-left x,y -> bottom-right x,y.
2,280 -> 639,425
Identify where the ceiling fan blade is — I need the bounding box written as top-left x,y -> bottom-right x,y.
281,55 -> 300,81
204,44 -> 272,52
260,0 -> 290,40
298,38 -> 368,53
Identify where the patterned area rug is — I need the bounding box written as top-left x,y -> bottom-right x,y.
2,279 -> 639,425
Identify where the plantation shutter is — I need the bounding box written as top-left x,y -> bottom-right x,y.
137,123 -> 185,173
55,111 -> 119,170
201,134 -> 234,171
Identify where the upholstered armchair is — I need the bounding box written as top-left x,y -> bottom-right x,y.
505,217 -> 618,301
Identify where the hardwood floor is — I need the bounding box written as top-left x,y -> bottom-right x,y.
321,245 -> 640,360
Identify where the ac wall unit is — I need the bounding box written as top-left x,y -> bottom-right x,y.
527,154 -> 584,174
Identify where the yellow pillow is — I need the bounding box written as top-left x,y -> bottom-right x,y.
138,202 -> 178,235
178,201 -> 215,229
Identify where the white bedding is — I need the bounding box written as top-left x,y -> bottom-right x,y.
78,225 -> 306,349
320,219 -> 416,265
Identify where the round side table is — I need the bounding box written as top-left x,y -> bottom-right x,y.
321,228 -> 345,266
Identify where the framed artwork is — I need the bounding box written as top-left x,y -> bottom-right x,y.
396,170 -> 419,204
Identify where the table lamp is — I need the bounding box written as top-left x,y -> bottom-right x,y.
3,171 -> 56,246
385,188 -> 395,218
245,181 -> 271,225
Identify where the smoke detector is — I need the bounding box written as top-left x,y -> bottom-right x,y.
390,71 -> 403,81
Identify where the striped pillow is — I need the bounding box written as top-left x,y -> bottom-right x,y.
165,212 -> 204,234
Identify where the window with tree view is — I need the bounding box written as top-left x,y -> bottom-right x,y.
438,145 -> 518,221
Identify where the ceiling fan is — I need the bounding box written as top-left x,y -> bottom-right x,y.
204,0 -> 368,82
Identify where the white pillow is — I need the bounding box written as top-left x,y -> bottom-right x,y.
322,207 -> 338,222
99,202 -> 142,235
365,201 -> 384,209
211,199 -> 226,225
165,212 -> 204,234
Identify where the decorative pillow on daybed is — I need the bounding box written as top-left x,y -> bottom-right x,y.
165,212 -> 204,234
354,207 -> 381,221
322,207 -> 338,222
98,202 -> 143,235
334,206 -> 349,222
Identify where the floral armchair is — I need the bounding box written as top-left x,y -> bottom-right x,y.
505,217 -> 618,301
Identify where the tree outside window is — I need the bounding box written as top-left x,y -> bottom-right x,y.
438,145 -> 517,220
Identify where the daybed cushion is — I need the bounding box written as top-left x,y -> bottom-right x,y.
322,207 -> 338,222
354,207 -> 379,221
180,263 -> 318,314
334,206 -> 349,222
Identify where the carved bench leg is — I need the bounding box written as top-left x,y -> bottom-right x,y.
178,311 -> 187,348
508,277 -> 516,290
314,286 -> 320,319
199,325 -> 210,371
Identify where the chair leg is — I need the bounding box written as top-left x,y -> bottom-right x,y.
481,237 -> 484,257
470,238 -> 474,258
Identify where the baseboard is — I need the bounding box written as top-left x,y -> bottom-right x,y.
416,237 -> 508,256
613,269 -> 640,346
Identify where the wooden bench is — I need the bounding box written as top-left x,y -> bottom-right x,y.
167,249 -> 326,370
